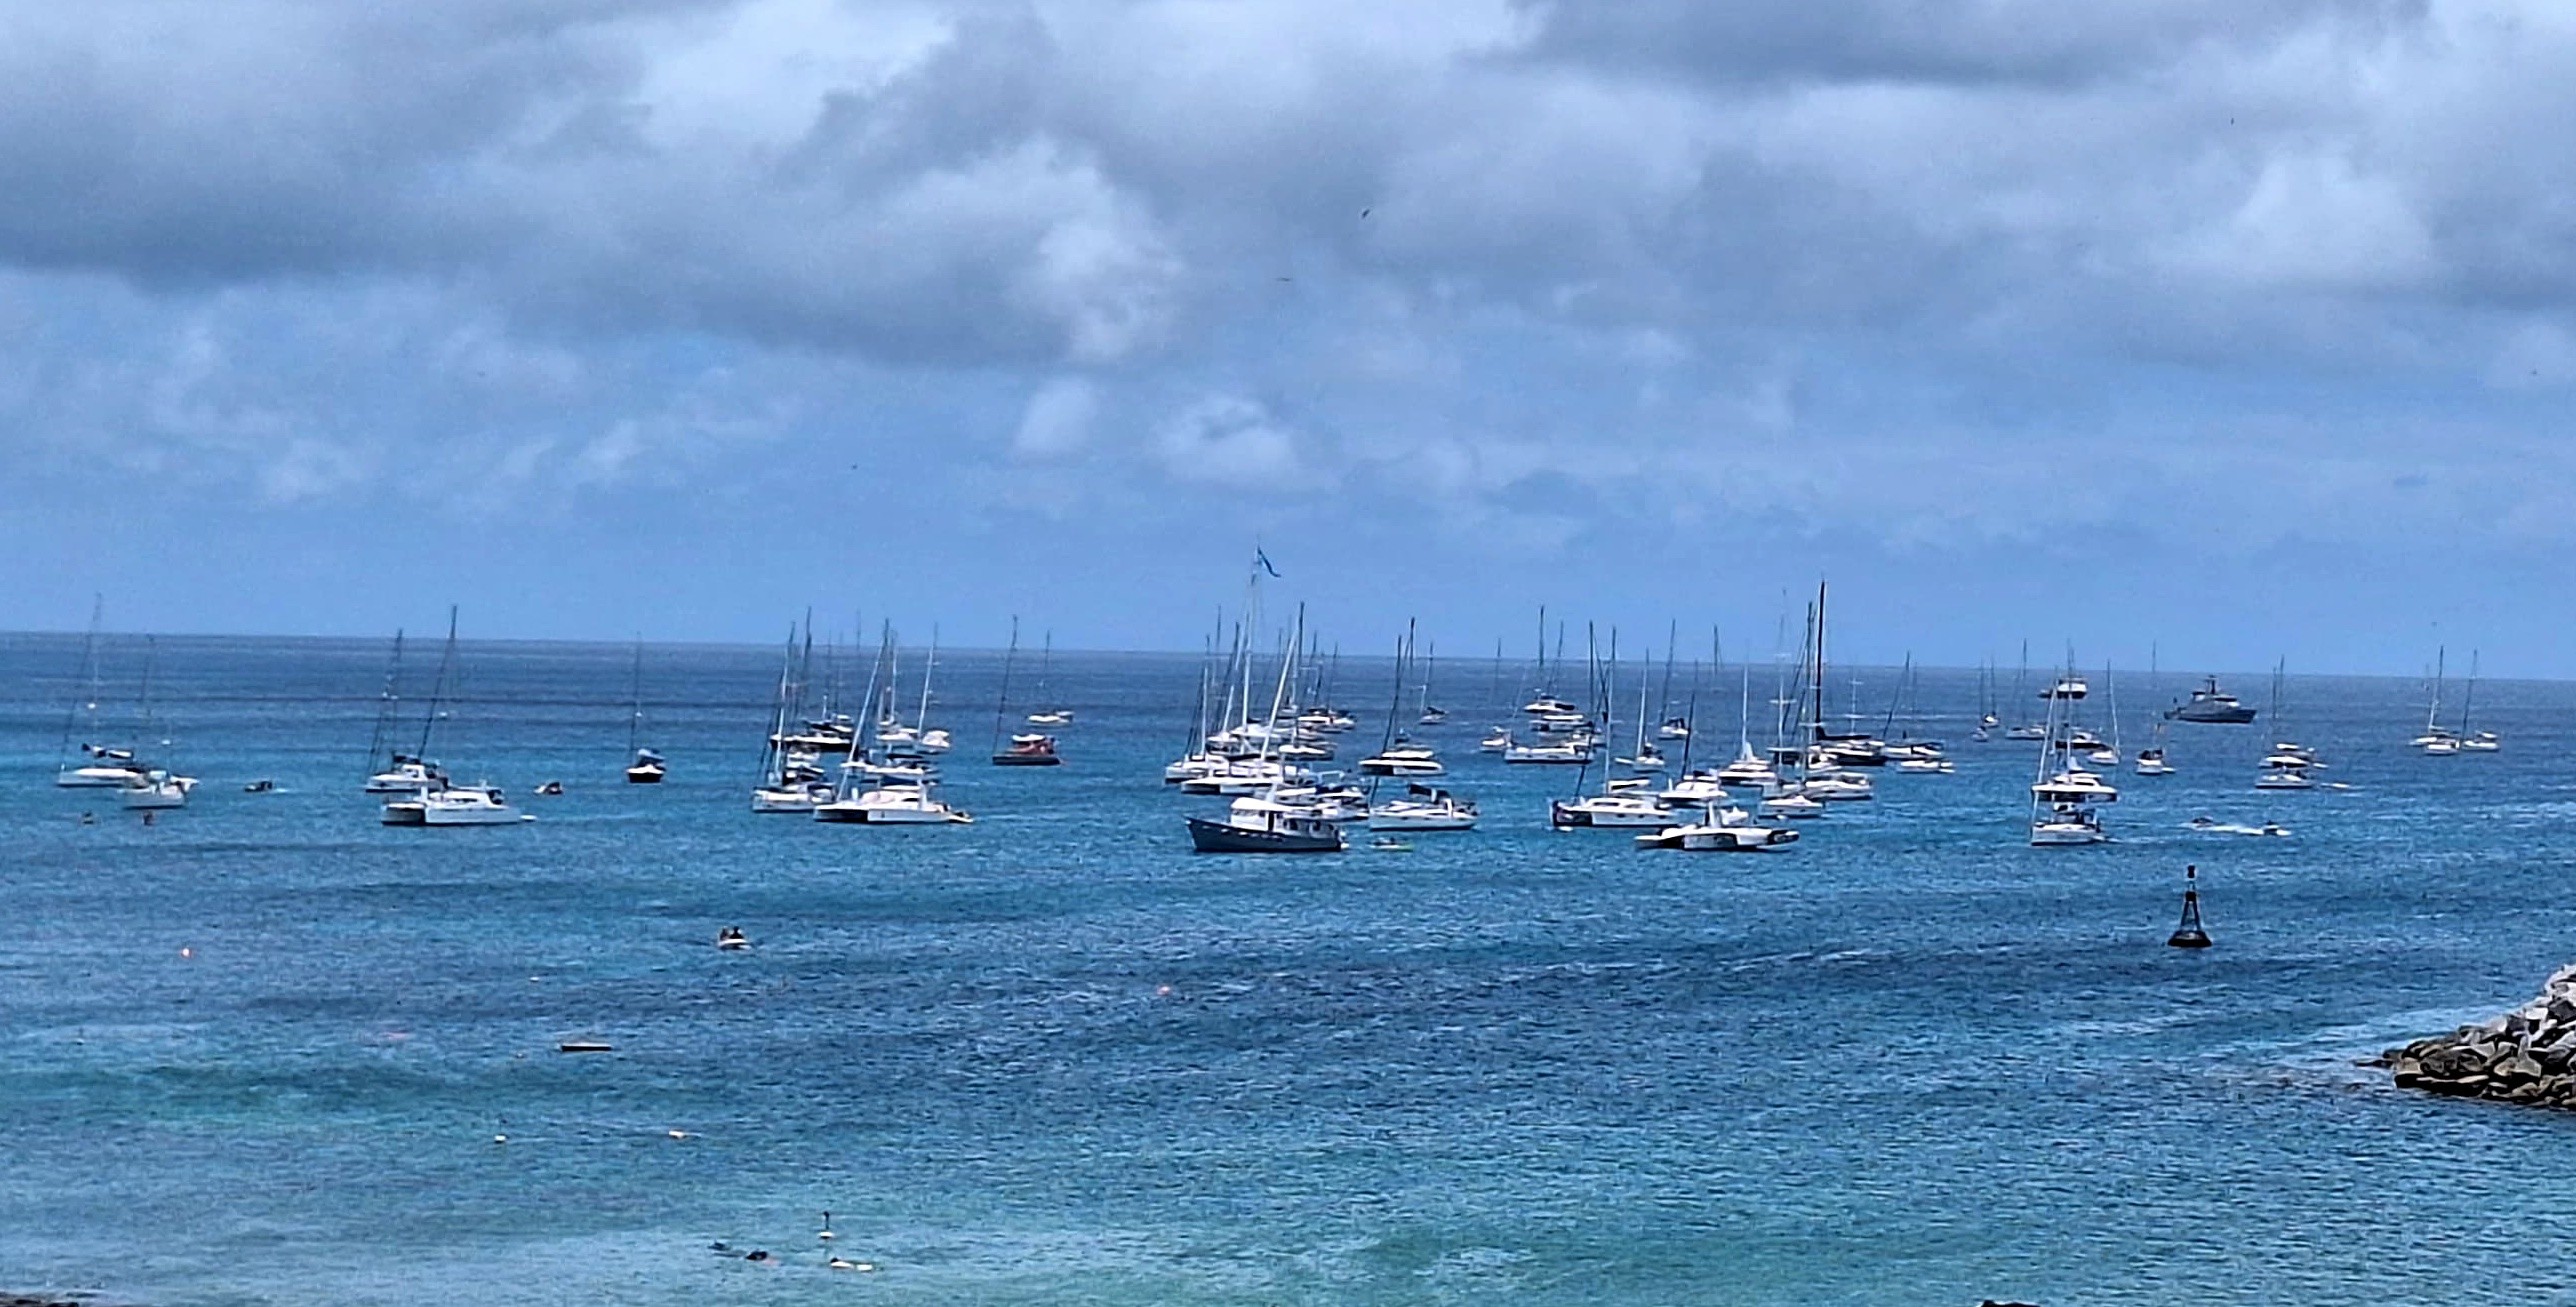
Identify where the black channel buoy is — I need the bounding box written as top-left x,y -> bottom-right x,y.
2167,863 -> 2212,949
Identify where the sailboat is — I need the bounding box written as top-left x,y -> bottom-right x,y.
1187,599 -> 1346,853
2254,660 -> 2320,790
1024,629 -> 1074,725
1367,624 -> 1476,831
819,628 -> 972,823
991,618 -> 1063,766
2083,662 -> 2121,766
381,609 -> 530,826
55,600 -> 152,789
2029,674 -> 2114,846
115,638 -> 197,810
363,629 -> 449,793
624,639 -> 666,783
2457,650 -> 2500,751
2003,641 -> 2047,739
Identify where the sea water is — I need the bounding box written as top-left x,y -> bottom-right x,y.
3,634 -> 2574,1305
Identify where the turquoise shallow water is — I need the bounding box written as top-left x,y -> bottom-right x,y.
4,633 -> 2576,1305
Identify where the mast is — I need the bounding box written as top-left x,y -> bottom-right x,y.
2426,646 -> 2446,735
416,606 -> 459,760
366,629 -> 405,770
914,626 -> 938,733
57,595 -> 105,770
1034,629 -> 1052,713
1659,620 -> 1678,728
1370,622 -> 1411,804
627,637 -> 645,756
1810,582 -> 1829,749
2459,650 -> 2480,735
992,616 -> 1020,756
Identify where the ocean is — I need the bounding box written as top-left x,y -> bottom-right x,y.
4,632 -> 2573,1305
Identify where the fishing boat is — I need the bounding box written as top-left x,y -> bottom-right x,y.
1186,795 -> 1346,852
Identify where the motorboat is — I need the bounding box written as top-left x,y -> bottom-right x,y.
1549,792 -> 1676,829
1895,757 -> 1955,774
1186,795 -> 1346,853
1026,710 -> 1074,726
532,780 -> 565,796
1479,728 -> 1512,753
2135,748 -> 2174,776
992,733 -> 1063,767
243,779 -> 276,794
2254,766 -> 2315,791
2165,674 -> 2257,723
1634,806 -> 1800,852
814,782 -> 972,824
716,927 -> 751,951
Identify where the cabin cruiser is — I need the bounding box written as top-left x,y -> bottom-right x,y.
814,781 -> 972,824
1550,791 -> 1676,829
1366,785 -> 1478,832
1186,795 -> 1346,853
1634,805 -> 1800,852
2166,675 -> 2257,723
992,733 -> 1063,766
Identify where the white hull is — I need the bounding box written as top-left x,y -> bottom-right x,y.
119,782 -> 191,810
2030,823 -> 2107,846
58,765 -> 146,788
750,787 -> 822,813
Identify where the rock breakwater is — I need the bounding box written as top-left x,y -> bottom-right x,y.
2381,964 -> 2576,1106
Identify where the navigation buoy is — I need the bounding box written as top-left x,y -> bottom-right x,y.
2167,863 -> 2212,949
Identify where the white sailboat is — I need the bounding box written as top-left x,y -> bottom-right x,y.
1023,629 -> 1074,725
2457,650 -> 2500,751
2030,662 -> 2114,845
382,609 -> 527,828
624,638 -> 666,783
55,600 -> 152,789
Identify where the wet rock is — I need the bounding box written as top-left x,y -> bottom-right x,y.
2388,969 -> 2576,1111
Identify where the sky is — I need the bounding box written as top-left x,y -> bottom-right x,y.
2,0 -> 2571,675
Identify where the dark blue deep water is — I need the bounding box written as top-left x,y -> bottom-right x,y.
5,633 -> 2575,1304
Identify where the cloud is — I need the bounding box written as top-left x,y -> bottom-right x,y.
1012,376 -> 1099,457
1154,394 -> 1304,486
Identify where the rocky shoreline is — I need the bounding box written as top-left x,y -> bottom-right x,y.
2378,964 -> 2576,1106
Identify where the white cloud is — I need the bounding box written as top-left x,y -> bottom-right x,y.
1012,376 -> 1100,457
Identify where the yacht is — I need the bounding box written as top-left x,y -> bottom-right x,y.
992,733 -> 1063,766
1756,790 -> 1826,820
1549,791 -> 1676,829
384,784 -> 529,826
1357,742 -> 1444,776
1504,740 -> 1593,765
2166,674 -> 2258,723
61,746 -> 150,789
750,782 -> 829,813
118,769 -> 196,810
1656,770 -> 1729,806
624,747 -> 667,785
1364,781 -> 1479,831
1634,805 -> 1800,852
1186,795 -> 1346,853
2030,803 -> 2107,845
815,782 -> 972,824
